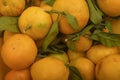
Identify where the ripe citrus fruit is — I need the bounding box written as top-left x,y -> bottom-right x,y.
3,30 -> 18,43
18,6 -> 52,40
0,38 -> 10,80
1,34 -> 37,70
106,18 -> 120,34
67,36 -> 93,52
0,0 -> 25,16
0,37 -> 3,50
97,0 -> 120,17
67,49 -> 85,61
52,0 -> 89,34
5,68 -> 31,80
96,54 -> 120,80
70,57 -> 95,80
40,2 -> 52,11
86,44 -> 119,64
31,57 -> 69,80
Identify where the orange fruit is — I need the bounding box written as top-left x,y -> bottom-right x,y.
40,2 -> 52,11
0,38 -> 10,80
67,49 -> 85,61
106,18 -> 120,34
0,37 -> 3,50
52,0 -> 89,34
3,30 -> 18,43
1,34 -> 37,70
18,6 -> 52,40
70,57 -> 95,80
5,68 -> 31,80
86,44 -> 119,64
67,36 -> 93,52
0,0 -> 25,16
97,0 -> 120,17
96,54 -> 120,80
31,57 -> 69,80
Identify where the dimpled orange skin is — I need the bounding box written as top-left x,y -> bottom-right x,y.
67,36 -> 93,52
52,0 -> 89,34
0,0 -> 25,16
86,44 -> 119,64
0,38 -> 10,80
4,69 -> 31,80
70,57 -> 95,80
18,7 -> 52,40
97,0 -> 120,17
96,54 -> 120,80
1,34 -> 37,70
31,57 -> 69,80
3,30 -> 18,43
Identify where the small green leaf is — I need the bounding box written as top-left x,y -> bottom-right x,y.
86,0 -> 103,24
42,20 -> 59,51
63,12 -> 80,31
47,45 -> 65,54
46,10 -> 64,15
105,20 -> 112,33
90,30 -> 120,47
69,66 -> 83,80
79,24 -> 94,35
0,16 -> 19,32
69,41 -> 75,51
68,24 -> 94,41
46,10 -> 80,31
92,0 -> 103,16
42,0 -> 55,6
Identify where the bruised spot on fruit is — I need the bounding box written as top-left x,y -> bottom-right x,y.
17,38 -> 20,40
12,47 -> 15,50
2,0 -> 7,6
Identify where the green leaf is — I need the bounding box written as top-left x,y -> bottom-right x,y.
63,12 -> 80,31
0,16 -> 19,32
42,0 -> 55,6
90,30 -> 120,47
46,45 -> 64,53
42,20 -> 59,51
46,10 -> 80,31
69,41 -> 75,51
69,66 -> 83,80
105,20 -> 112,33
46,10 -> 64,15
92,0 -> 103,16
68,24 -> 94,41
86,0 -> 103,24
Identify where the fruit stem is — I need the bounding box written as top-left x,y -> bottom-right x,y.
23,24 -> 32,33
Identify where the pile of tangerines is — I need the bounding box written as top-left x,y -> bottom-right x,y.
0,0 -> 120,80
